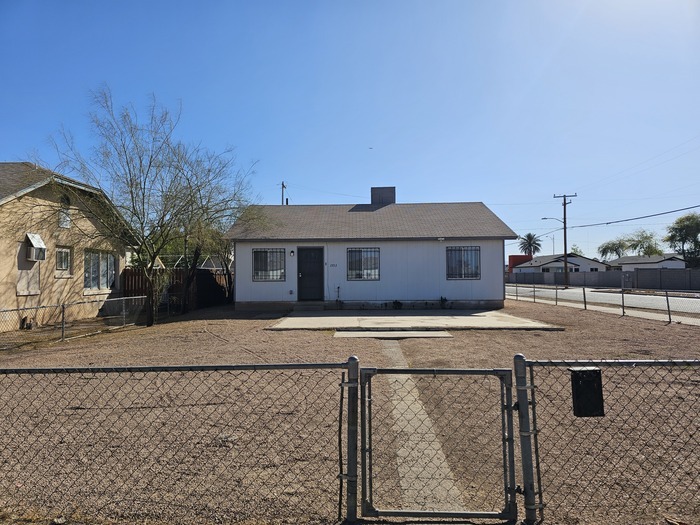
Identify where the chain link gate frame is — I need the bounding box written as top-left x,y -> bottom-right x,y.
514,355 -> 700,524
357,366 -> 518,521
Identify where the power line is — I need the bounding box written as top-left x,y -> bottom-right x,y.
576,132 -> 700,191
570,204 -> 700,230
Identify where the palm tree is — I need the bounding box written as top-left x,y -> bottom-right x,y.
518,233 -> 542,257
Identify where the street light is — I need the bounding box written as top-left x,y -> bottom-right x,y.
545,234 -> 555,255
542,216 -> 569,284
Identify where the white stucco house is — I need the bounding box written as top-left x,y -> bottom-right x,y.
226,187 -> 517,310
513,253 -> 609,273
607,255 -> 686,272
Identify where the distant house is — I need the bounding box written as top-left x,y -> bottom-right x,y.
226,187 -> 517,310
0,162 -> 127,326
607,255 -> 686,272
512,253 -> 609,273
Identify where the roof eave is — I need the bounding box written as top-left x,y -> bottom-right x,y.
231,235 -> 517,243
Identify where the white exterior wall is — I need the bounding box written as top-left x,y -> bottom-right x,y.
514,256 -> 608,273
234,239 -> 506,304
620,260 -> 686,272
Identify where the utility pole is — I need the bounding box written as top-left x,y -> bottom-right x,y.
554,193 -> 576,286
281,181 -> 286,205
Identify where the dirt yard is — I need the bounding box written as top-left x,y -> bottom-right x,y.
3,300 -> 699,370
0,300 -> 697,525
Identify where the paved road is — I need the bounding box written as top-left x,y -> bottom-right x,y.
506,284 -> 700,319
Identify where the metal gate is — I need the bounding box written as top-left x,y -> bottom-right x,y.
359,367 -> 518,520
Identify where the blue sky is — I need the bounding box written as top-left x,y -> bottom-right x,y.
2,1 -> 699,260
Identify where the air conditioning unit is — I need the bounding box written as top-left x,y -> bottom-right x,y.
26,246 -> 46,262
25,233 -> 47,262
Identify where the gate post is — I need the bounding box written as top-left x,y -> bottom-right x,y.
345,356 -> 359,523
514,354 -> 537,525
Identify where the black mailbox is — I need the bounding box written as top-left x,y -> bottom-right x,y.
569,367 -> 605,417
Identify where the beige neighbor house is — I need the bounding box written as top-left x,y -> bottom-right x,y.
0,162 -> 128,330
226,187 -> 517,310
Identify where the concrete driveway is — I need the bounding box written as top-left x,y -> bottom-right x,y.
267,309 -> 559,338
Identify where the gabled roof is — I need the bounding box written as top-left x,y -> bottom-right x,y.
0,162 -> 102,206
514,253 -> 607,269
1,162 -> 137,246
607,254 -> 685,266
226,202 -> 517,242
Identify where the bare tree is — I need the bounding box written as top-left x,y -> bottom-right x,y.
55,87 -> 252,324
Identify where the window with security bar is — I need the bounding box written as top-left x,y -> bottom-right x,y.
253,248 -> 286,281
347,248 -> 379,281
347,248 -> 380,281
446,246 -> 480,279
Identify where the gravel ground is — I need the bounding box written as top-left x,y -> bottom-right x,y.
0,300 -> 697,525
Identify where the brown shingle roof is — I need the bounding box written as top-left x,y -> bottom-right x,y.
0,162 -> 100,205
227,202 -> 517,241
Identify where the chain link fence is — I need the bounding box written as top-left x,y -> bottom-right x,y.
506,283 -> 700,323
0,362 -> 350,524
516,358 -> 700,524
0,296 -> 148,350
361,369 -> 517,520
0,356 -> 697,524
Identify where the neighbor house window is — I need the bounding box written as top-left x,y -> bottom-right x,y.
253,248 -> 285,281
59,195 -> 71,228
347,248 -> 380,280
84,250 -> 116,290
56,247 -> 72,273
446,246 -> 480,279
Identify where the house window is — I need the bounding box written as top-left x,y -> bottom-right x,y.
347,248 -> 380,281
590,268 -> 599,272
253,248 -> 285,281
56,247 -> 72,273
59,195 -> 71,228
542,268 -> 550,273
446,246 -> 480,279
84,250 -> 116,290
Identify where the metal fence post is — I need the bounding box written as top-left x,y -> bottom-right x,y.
346,356 -> 359,523
515,283 -> 519,300
621,289 -> 625,316
583,287 -> 587,310
514,354 -> 537,525
665,291 -> 672,323
555,284 -> 558,305
533,284 -> 536,303
122,296 -> 127,327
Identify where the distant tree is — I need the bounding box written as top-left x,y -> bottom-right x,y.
597,238 -> 629,260
665,212 -> 700,267
518,233 -> 542,257
55,86 -> 252,324
570,244 -> 584,256
625,229 -> 663,257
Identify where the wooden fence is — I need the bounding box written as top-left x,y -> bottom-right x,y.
122,268 -> 230,309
